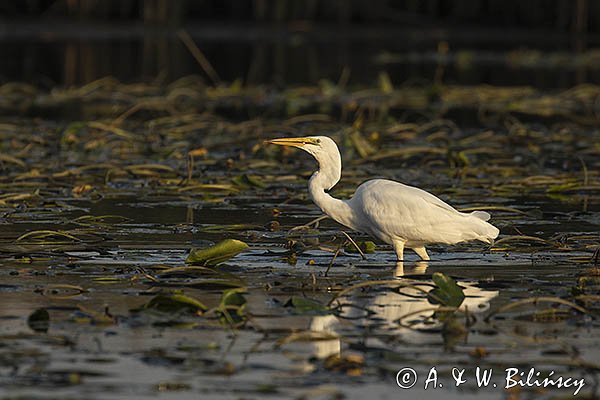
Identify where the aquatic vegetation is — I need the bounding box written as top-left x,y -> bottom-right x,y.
186,239 -> 249,266
0,77 -> 598,398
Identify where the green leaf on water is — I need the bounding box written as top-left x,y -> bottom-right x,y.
27,308 -> 50,333
284,296 -> 329,313
186,239 -> 249,266
217,288 -> 247,326
344,240 -> 377,254
139,294 -> 207,314
220,288 -> 247,308
427,272 -> 465,308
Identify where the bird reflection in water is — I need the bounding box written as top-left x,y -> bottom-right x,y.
394,260 -> 429,277
304,268 -> 498,361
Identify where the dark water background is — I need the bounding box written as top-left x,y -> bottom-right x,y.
1,0 -> 600,87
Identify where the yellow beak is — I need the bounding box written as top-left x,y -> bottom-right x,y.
264,137 -> 319,148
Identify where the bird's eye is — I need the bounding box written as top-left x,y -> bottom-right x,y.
315,138 -> 321,144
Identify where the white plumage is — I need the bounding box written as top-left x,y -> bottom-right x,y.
266,135 -> 499,261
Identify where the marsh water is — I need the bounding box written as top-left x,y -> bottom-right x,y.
1,61 -> 600,400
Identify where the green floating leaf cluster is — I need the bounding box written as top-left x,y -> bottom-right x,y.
186,239 -> 249,266
427,272 -> 466,308
344,240 -> 377,254
133,289 -> 248,328
139,294 -> 208,314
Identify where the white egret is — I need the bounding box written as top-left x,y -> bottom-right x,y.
266,136 -> 499,261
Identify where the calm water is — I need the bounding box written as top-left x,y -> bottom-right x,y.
1,191 -> 598,399
0,72 -> 599,398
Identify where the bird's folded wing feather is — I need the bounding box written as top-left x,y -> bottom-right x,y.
351,180 -> 467,243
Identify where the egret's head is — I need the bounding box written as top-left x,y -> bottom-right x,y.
265,135 -> 342,189
265,136 -> 339,159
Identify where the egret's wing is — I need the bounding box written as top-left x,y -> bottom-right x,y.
351,179 -> 470,244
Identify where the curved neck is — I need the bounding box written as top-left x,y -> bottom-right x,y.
308,159 -> 355,230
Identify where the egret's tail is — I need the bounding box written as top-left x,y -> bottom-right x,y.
470,210 -> 491,221
461,210 -> 498,244
474,219 -> 500,244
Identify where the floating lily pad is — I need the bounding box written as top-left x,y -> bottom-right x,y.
427,272 -> 465,308
186,239 -> 249,266
137,294 -> 207,314
344,240 -> 377,254
220,288 -> 247,308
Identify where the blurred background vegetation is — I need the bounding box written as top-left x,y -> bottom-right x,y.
0,0 -> 598,87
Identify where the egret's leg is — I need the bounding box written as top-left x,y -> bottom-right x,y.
394,261 -> 404,277
412,246 -> 430,261
392,240 -> 406,261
